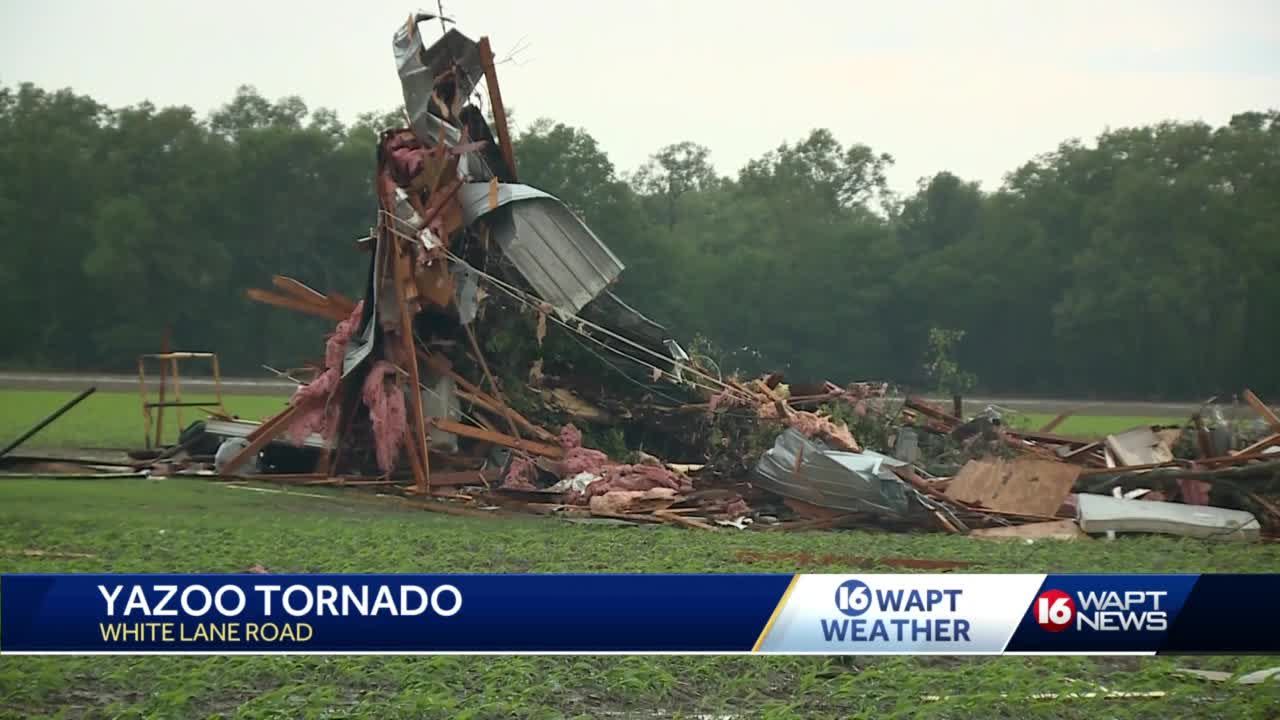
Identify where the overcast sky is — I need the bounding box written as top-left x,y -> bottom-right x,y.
3,1 -> 1277,193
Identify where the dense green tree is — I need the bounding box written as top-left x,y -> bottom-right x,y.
1,81 -> 1276,399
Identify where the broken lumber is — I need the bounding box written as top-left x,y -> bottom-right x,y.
431,418 -> 564,459
970,519 -> 1086,541
0,386 -> 96,459
1244,389 -> 1280,433
478,37 -> 517,181
388,231 -> 432,493
246,288 -> 349,322
418,348 -> 558,443
221,404 -> 301,475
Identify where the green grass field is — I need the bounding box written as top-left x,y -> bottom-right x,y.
4,388 -> 1274,718
1,390 -> 290,450
1015,414 -> 1186,438
0,389 -> 1184,453
2,479 -> 1278,719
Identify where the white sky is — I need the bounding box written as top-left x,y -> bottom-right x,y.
2,1 -> 1277,194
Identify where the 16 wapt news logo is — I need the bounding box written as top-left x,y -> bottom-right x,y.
1033,588 -> 1168,633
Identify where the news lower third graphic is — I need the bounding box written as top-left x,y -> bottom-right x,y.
2,574 -> 1278,654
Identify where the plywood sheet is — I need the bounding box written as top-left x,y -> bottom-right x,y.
944,458 -> 1080,517
1105,426 -> 1174,467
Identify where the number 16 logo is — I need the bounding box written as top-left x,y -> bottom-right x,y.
1035,589 -> 1076,632
834,580 -> 872,617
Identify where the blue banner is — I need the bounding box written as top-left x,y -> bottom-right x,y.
3,573 -> 1279,654
1,574 -> 790,653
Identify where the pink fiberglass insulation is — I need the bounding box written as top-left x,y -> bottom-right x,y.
553,423 -> 691,503
362,360 -> 407,473
787,410 -> 860,452
585,464 -> 693,498
559,423 -> 584,449
708,389 -> 752,413
697,494 -> 750,518
563,447 -> 610,476
325,301 -> 364,370
285,368 -> 340,445
556,424 -> 609,476
384,132 -> 426,186
503,455 -> 538,490
283,301 -> 366,446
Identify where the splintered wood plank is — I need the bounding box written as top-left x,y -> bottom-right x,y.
944,458 -> 1081,517
246,289 -> 348,322
390,236 -> 431,493
478,36 -> 517,180
221,404 -> 300,475
1244,389 -> 1280,432
970,519 -> 1087,541
1236,432 -> 1280,456
431,418 -> 564,459
271,275 -> 330,305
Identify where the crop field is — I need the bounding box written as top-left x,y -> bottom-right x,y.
3,389 -> 1278,718
2,479 -> 1279,718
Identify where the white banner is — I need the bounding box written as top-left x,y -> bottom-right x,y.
756,574 -> 1046,654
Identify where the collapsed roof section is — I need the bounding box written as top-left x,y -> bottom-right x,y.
457,182 -> 625,318
389,15 -> 638,324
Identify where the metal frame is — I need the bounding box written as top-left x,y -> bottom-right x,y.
137,352 -> 227,448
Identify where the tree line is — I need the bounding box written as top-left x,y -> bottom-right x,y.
1,82 -> 1277,399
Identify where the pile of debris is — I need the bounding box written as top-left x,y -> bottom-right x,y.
96,16 -> 1280,542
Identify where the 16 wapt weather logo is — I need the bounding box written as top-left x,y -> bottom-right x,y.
829,579 -> 969,642
754,575 -> 1046,653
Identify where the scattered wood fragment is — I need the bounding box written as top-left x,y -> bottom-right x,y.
970,519 -> 1087,541
222,404 -> 301,475
1244,389 -> 1280,432
432,418 -> 564,458
1038,409 -> 1080,433
4,548 -> 98,559
654,510 -> 718,530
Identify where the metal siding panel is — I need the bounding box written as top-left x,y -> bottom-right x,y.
456,183 -> 624,316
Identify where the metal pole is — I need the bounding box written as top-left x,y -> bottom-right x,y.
0,387 -> 98,459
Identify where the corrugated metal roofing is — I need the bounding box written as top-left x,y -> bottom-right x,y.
457,183 -> 625,318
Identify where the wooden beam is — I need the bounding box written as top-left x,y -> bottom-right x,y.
1244,389 -> 1280,433
431,418 -> 564,459
246,288 -> 348,322
389,232 -> 431,493
272,275 -> 330,306
478,36 -> 517,181
1236,432 -> 1280,457
418,348 -> 558,443
1038,408 -> 1079,433
221,404 -> 300,475
462,322 -> 523,441
904,397 -> 962,428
